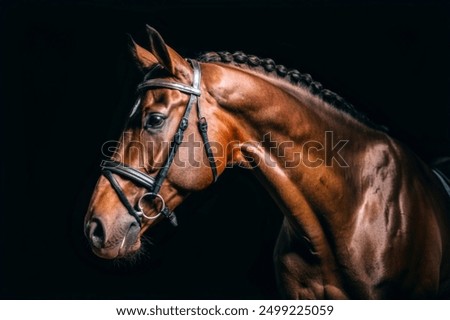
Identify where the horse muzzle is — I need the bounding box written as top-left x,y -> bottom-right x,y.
85,214 -> 141,259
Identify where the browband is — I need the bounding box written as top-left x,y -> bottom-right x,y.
137,80 -> 201,96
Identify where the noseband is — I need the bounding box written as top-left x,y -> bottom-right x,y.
101,59 -> 218,227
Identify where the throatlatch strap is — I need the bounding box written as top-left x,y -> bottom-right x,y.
198,118 -> 218,182
190,59 -> 218,183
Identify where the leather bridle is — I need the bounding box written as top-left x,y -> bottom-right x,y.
101,59 -> 218,227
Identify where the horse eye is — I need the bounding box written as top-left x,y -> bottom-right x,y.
145,114 -> 166,130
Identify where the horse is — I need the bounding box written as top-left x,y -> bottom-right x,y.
84,25 -> 450,299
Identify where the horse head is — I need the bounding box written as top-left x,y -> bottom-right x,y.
84,26 -> 229,259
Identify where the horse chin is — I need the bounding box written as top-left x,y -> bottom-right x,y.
91,239 -> 141,259
117,238 -> 142,259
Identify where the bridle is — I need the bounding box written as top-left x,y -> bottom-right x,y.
101,59 -> 218,227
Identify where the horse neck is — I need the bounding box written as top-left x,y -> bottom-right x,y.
206,63 -> 385,233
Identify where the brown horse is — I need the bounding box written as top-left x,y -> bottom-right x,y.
84,26 -> 450,299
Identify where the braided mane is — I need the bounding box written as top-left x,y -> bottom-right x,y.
197,51 -> 385,131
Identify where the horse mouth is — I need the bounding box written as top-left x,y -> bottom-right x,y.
117,227 -> 142,258
91,240 -> 141,259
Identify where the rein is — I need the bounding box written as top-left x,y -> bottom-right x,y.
101,59 -> 218,227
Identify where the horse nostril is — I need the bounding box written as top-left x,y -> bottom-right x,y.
88,218 -> 105,249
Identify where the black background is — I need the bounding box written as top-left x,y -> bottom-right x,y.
0,0 -> 449,299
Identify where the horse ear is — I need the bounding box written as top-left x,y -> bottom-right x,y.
145,25 -> 191,79
127,34 -> 159,71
